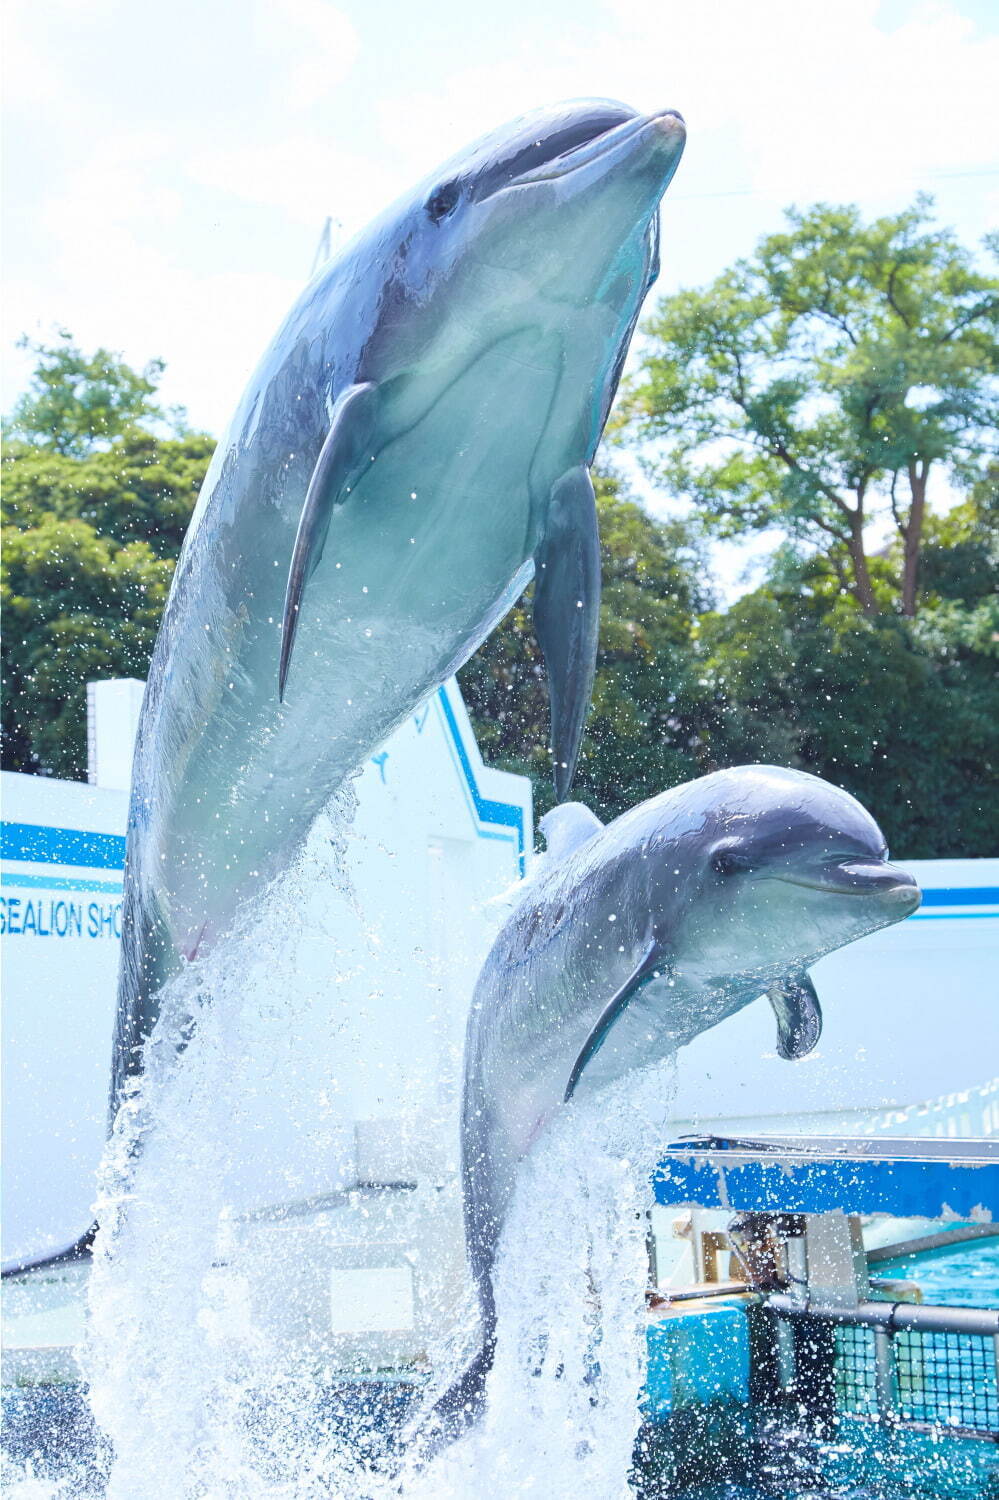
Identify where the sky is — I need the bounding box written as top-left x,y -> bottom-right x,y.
3,0 -> 997,588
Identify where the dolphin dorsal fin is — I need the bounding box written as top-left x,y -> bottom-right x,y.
538,802 -> 603,864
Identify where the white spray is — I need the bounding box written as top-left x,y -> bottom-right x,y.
11,790 -> 673,1500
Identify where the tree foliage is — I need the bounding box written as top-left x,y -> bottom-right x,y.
2,516 -> 179,777
686,554 -> 998,858
3,323 -> 994,857
2,336 -> 211,777
463,468 -> 998,857
626,198 -> 999,616
2,428 -> 214,558
8,330 -> 186,457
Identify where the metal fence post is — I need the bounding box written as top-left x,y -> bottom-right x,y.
873,1327 -> 897,1419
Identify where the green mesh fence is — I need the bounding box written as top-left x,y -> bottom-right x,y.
832,1323 -> 998,1436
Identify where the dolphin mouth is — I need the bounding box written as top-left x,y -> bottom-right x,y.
503,110 -> 686,190
775,861 -> 921,912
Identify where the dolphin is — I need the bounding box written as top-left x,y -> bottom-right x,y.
110,100 -> 687,1118
443,765 -> 920,1427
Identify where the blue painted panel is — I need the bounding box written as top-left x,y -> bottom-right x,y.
435,688 -> 526,874
653,1153 -> 999,1219
1,822 -> 126,871
645,1304 -> 750,1418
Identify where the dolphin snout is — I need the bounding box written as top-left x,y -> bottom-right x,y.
837,861 -> 920,911
837,861 -> 922,917
651,109 -> 686,137
879,869 -> 921,916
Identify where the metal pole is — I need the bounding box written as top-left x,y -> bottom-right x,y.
766,1294 -> 999,1338
873,1328 -> 897,1419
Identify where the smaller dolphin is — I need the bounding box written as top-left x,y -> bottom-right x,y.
443,765 -> 920,1427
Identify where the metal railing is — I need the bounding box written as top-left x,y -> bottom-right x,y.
763,1294 -> 999,1439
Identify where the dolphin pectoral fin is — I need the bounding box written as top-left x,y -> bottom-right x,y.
564,942 -> 659,1101
767,970 -> 822,1060
278,381 -> 379,699
533,465 -> 601,800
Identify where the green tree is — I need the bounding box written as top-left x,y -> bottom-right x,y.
8,331 -> 186,457
918,459 -> 998,606
2,516 -> 177,777
460,468 -> 709,822
626,198 -> 999,616
2,338 -> 212,777
685,512 -> 998,857
2,428 -> 214,558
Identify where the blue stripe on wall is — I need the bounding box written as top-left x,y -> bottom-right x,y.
1,821 -> 125,871
436,688 -> 526,875
1,813 -> 993,910
919,887 -> 998,906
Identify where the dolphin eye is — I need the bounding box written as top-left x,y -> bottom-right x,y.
426,182 -> 461,222
712,851 -> 749,876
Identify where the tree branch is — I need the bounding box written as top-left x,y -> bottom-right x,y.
889,470 -> 907,537
885,262 -> 912,329
936,298 -> 999,344
721,378 -> 857,519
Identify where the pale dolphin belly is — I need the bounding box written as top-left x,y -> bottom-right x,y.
133,340 -> 558,961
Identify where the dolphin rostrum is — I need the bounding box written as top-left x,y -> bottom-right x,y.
110,100 -> 686,1118
447,766 -> 920,1425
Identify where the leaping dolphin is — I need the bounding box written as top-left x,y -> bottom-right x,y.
110,100 -> 687,1118
444,766 -> 920,1427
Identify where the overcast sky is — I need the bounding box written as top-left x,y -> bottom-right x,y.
3,0 -> 997,586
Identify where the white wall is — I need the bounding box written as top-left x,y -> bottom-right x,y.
2,772 -> 128,1267
86,678 -> 145,792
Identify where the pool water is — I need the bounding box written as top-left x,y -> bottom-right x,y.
633,1409 -> 999,1499
875,1236 -> 999,1308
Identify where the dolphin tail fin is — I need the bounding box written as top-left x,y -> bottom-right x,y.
279,382 -> 378,700
416,1338 -> 495,1454
533,465 -> 600,801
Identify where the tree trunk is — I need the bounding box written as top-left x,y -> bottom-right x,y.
846,518 -> 878,614
901,461 -> 927,617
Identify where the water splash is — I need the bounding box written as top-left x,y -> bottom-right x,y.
10,778 -> 674,1500
399,1065 -> 675,1500
81,784 -> 391,1500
